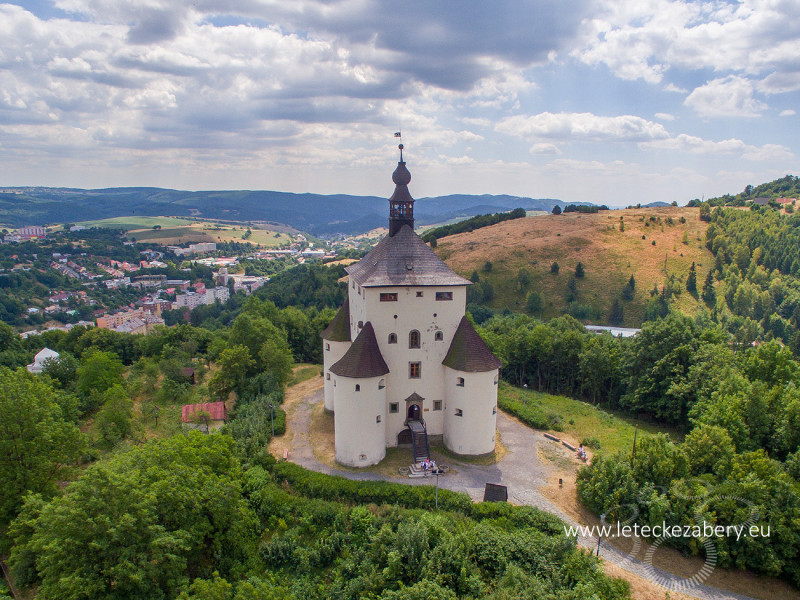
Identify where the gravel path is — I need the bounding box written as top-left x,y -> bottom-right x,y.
283,386 -> 755,600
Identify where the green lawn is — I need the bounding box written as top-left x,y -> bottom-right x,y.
499,382 -> 680,457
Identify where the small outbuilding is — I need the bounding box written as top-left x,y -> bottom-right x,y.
181,401 -> 227,432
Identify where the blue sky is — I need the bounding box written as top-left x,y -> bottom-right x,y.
1,0 -> 799,206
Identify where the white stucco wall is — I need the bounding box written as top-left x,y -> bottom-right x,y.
322,339 -> 350,412
332,374 -> 387,467
443,367 -> 498,455
362,285 -> 466,443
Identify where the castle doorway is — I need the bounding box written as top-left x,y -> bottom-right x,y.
407,403 -> 421,421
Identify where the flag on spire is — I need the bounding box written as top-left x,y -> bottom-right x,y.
394,131 -> 402,137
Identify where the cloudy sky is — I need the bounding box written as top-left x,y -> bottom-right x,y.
2,0 -> 799,206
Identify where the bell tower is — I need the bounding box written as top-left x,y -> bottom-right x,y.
388,144 -> 414,236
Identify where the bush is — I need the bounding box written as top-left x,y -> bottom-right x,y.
497,395 -> 564,432
271,462 -> 474,513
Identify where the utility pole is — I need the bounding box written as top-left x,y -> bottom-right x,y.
630,423 -> 639,468
269,402 -> 274,438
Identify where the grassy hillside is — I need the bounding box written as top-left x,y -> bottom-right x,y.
71,215 -> 293,247
436,206 -> 713,326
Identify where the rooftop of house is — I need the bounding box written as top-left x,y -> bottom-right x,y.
181,402 -> 227,423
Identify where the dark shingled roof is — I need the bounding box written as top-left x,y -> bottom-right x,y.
442,316 -> 502,372
330,322 -> 389,378
346,224 -> 471,287
321,301 -> 351,342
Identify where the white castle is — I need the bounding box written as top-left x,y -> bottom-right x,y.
322,148 -> 502,467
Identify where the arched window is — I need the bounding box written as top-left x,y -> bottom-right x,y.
388,333 -> 397,344
435,331 -> 444,341
378,379 -> 385,390
456,377 -> 465,387
355,384 -> 360,392
325,343 -> 330,351
409,330 -> 420,348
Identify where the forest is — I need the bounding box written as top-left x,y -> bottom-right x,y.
0,298 -> 632,599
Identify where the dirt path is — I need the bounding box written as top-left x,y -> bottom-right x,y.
272,381 -> 794,600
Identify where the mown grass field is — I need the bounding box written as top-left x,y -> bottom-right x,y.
499,382 -> 680,457
73,215 -> 293,247
77,215 -> 194,229
436,206 -> 713,326
127,222 -> 292,247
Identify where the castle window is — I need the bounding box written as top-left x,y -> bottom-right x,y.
409,362 -> 421,379
355,384 -> 360,392
455,408 -> 463,417
436,291 -> 453,301
358,321 -> 363,329
380,293 -> 398,302
333,380 -> 336,387
379,379 -> 385,390
492,405 -> 497,415
409,330 -> 420,348
325,343 -> 330,351
390,402 -> 399,413
435,331 -> 444,341
416,291 -> 423,297
388,333 -> 397,344
433,400 -> 442,411
376,415 -> 381,424
456,377 -> 464,387
494,375 -> 499,385
326,373 -> 330,380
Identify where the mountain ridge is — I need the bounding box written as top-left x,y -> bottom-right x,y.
0,186 -> 564,235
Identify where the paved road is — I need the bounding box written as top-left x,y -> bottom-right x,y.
283,387 -> 755,600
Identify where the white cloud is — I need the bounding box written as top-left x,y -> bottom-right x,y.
655,112 -> 675,121
779,109 -> 796,116
684,76 -> 766,118
742,143 -> 794,161
496,112 -> 669,142
573,0 -> 800,88
529,143 -> 562,155
641,133 -> 793,161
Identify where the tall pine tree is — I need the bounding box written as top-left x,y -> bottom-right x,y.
702,269 -> 716,305
686,262 -> 697,294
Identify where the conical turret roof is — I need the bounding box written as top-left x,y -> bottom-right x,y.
330,322 -> 389,378
442,316 -> 502,372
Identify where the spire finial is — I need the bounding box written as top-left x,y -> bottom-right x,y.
399,143 -> 404,162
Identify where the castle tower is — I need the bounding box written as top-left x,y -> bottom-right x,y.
324,146 -> 501,467
388,145 -> 414,236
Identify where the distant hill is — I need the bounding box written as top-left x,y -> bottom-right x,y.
435,207 -> 713,327
0,187 -> 563,235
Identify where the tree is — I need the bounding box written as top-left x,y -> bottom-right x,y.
701,269 -> 716,306
550,262 -> 559,274
470,270 -> 480,283
609,299 -> 624,325
209,345 -> 255,399
686,262 -> 697,294
526,291 -> 544,316
516,268 -> 531,292
552,205 -> 562,215
482,261 -> 493,273
76,350 -> 124,412
0,368 -> 85,526
95,385 -> 133,449
12,434 -> 258,600
575,262 -> 585,278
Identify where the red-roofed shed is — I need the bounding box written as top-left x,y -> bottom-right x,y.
181,402 -> 227,432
